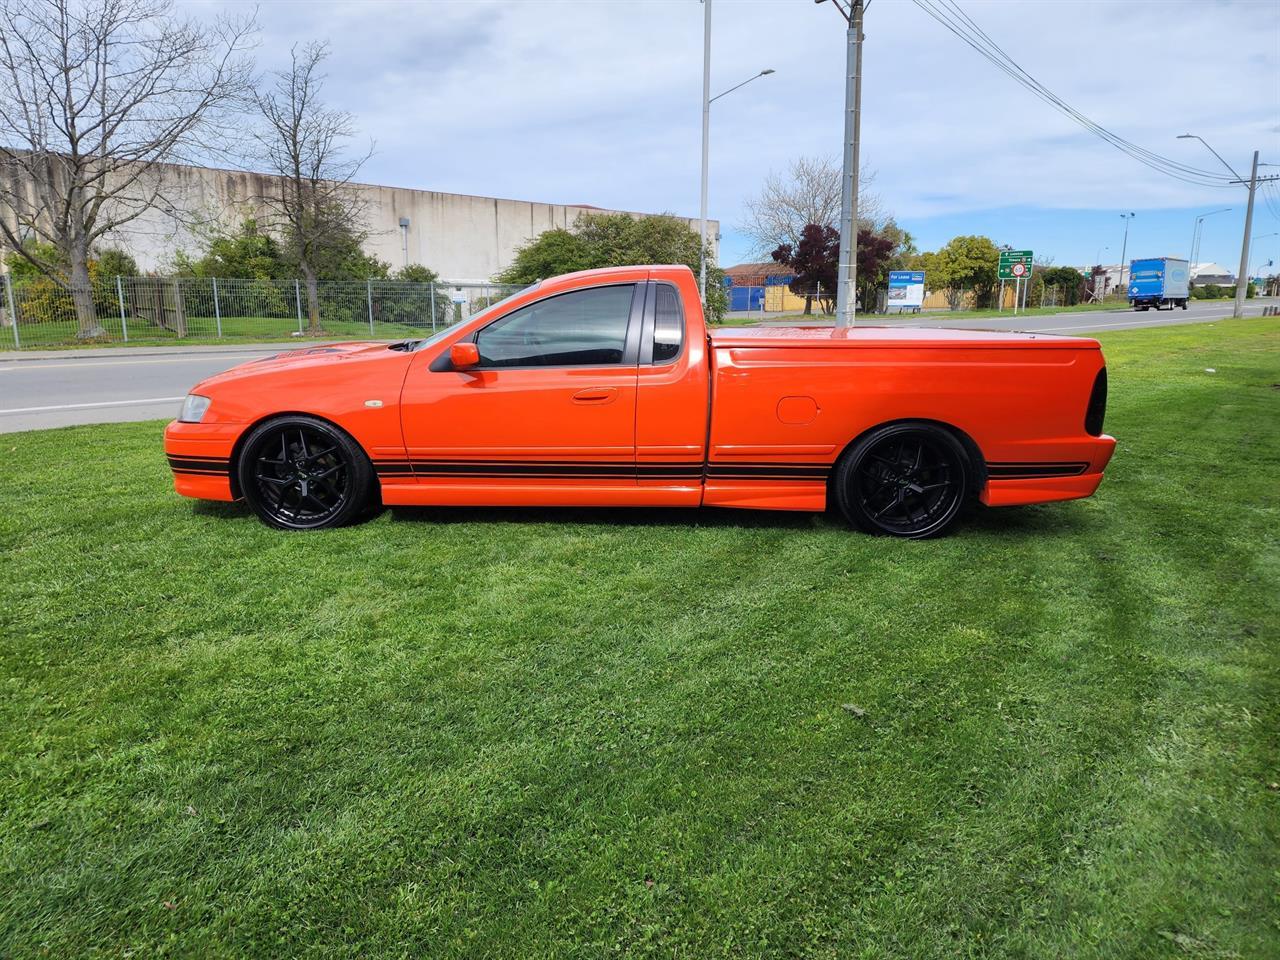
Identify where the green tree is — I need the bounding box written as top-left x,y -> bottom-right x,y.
496,212 -> 727,322
1041,266 -> 1085,306
916,235 -> 1000,310
279,205 -> 389,282
173,219 -> 288,279
392,264 -> 440,284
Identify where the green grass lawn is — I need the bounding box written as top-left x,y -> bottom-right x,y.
1,320 -> 1277,957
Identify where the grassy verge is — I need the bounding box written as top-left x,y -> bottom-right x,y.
5,314 -> 428,350
750,298 -> 1247,325
1,319 -> 1277,957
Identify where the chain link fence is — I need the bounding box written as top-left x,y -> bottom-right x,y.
0,276 -> 524,350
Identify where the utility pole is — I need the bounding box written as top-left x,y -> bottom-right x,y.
1118,212 -> 1135,295
825,0 -> 864,330
698,0 -> 712,304
1177,135 -> 1280,318
1232,151 -> 1259,319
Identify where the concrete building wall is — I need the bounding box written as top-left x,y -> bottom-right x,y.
7,160 -> 717,282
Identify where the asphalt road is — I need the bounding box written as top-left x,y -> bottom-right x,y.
2,299 -> 1275,433
0,343 -> 303,433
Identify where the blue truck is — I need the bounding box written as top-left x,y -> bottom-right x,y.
1127,257 -> 1190,311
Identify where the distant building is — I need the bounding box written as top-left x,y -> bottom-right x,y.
1190,262 -> 1236,285
0,159 -> 716,282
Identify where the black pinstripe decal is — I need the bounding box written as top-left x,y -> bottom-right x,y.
167,455 -> 230,477
376,459 -> 831,481
985,461 -> 1090,479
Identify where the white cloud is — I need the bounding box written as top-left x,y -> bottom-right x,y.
189,0 -> 1279,227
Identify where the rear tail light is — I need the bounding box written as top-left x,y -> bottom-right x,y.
1085,367 -> 1107,436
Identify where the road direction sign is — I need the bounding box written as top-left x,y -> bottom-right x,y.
998,249 -> 1033,280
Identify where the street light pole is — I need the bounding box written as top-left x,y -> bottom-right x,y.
1232,151 -> 1259,319
697,0 -> 775,306
698,0 -> 712,305
818,0 -> 863,330
1189,208 -> 1231,267
1177,134 -> 1279,319
1118,212 -> 1134,295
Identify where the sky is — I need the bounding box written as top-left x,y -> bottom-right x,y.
189,0 -> 1280,276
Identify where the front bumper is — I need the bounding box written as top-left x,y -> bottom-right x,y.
164,420 -> 242,501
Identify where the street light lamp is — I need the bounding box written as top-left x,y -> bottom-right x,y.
1177,134 -> 1243,179
1178,132 -> 1262,318
698,1 -> 775,304
1189,207 -> 1231,267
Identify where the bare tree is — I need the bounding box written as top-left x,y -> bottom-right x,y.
740,155 -> 884,261
252,42 -> 372,334
0,0 -> 255,337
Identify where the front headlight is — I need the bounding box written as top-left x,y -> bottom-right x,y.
178,394 -> 212,423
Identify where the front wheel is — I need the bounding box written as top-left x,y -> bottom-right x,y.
833,422 -> 973,539
237,415 -> 372,530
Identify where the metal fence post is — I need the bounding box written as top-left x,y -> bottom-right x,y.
429,282 -> 436,331
211,277 -> 223,338
5,274 -> 19,349
294,279 -> 303,334
366,278 -> 374,335
115,275 -> 128,341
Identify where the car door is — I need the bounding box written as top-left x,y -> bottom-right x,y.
399,282 -> 643,489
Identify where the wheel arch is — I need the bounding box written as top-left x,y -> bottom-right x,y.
827,418 -> 988,500
228,410 -> 372,500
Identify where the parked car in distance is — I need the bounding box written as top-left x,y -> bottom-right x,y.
165,265 -> 1115,538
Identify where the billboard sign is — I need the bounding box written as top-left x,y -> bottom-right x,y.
887,270 -> 925,310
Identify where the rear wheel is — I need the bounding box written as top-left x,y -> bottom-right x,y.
834,422 -> 972,539
237,416 -> 372,530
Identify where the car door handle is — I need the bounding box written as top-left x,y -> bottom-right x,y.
572,387 -> 617,404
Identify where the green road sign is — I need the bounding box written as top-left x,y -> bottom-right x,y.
998,249 -> 1034,280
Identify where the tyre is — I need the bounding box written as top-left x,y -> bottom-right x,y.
237,415 -> 373,530
1182,300 -> 1188,310
833,422 -> 973,539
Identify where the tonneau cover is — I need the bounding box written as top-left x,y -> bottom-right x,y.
710,325 -> 1092,350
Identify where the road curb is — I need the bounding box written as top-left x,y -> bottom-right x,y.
0,340 -> 351,362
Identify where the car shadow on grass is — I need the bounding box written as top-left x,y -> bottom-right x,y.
188,496 -> 1091,538
384,504 -> 823,531
382,502 -> 1091,537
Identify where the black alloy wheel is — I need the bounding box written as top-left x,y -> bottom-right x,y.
237,415 -> 372,530
834,422 -> 972,539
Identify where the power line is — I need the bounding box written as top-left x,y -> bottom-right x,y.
1260,181 -> 1280,221
911,0 -> 1236,188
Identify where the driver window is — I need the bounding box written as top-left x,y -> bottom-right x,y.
475,285 -> 634,367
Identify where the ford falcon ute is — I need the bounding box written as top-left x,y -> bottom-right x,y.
164,264 -> 1115,538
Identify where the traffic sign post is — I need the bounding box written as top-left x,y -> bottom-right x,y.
998,249 -> 1033,315
998,249 -> 1033,279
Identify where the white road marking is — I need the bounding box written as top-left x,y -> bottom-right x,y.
1039,313 -> 1233,333
0,396 -> 185,414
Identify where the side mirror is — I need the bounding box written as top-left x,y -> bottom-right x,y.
450,342 -> 480,369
